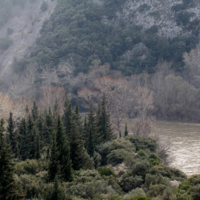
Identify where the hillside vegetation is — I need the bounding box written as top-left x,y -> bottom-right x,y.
14,0 -> 198,76
2,95 -> 199,200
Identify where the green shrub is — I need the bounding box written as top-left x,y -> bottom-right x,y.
126,136 -> 157,152
148,154 -> 160,166
149,165 -> 187,181
188,175 -> 200,186
131,160 -> 151,178
137,150 -> 147,158
120,175 -> 143,192
0,37 -> 13,51
145,174 -> 170,190
16,174 -> 44,199
15,159 -> 49,175
109,138 -> 136,152
127,196 -> 151,200
178,181 -> 192,191
98,167 -> 116,177
146,184 -> 166,197
41,1 -> 48,12
123,188 -> 145,200
107,149 -> 130,165
176,193 -> 192,200
190,185 -> 200,200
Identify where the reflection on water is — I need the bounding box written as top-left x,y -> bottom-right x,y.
153,121 -> 200,176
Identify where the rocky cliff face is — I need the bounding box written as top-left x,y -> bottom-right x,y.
0,0 -> 57,79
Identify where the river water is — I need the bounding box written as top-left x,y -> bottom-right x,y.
153,121 -> 200,176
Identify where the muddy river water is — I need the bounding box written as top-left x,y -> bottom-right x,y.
153,121 -> 200,176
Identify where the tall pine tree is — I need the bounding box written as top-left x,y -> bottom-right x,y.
48,133 -> 60,182
31,101 -> 38,121
56,115 -> 73,182
98,94 -> 113,143
7,112 -> 17,156
0,119 -> 24,200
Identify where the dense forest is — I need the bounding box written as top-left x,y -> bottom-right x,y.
14,0 -> 199,75
2,93 -> 200,200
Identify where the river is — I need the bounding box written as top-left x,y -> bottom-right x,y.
153,121 -> 200,176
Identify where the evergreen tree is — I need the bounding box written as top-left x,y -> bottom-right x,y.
46,109 -> 53,135
64,101 -> 73,138
29,125 -> 39,159
56,116 -> 73,182
19,118 -> 30,160
37,115 -> 44,148
0,119 -> 24,200
70,120 -> 93,170
88,129 -> 94,157
43,122 -> 51,147
53,98 -> 60,122
124,122 -> 128,136
35,132 -> 41,159
86,102 -> 100,156
48,133 -> 60,182
47,176 -> 68,200
32,101 -> 39,121
7,112 -> 16,155
98,94 -> 113,143
75,101 -> 79,115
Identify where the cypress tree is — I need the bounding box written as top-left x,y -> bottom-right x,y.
48,133 -> 60,182
53,99 -> 60,121
0,119 -> 24,200
7,112 -> 16,155
98,94 -> 113,143
56,116 -> 73,182
48,176 -> 67,200
64,102 -> 73,138
75,101 -> 79,115
35,132 -> 41,159
86,102 -> 100,156
19,118 -> 30,160
124,122 -> 128,136
46,110 -> 53,135
32,101 -> 38,121
70,120 -> 92,170
37,115 -> 44,148
88,128 -> 94,157
43,122 -> 51,147
29,125 -> 39,159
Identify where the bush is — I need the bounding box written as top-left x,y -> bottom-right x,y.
120,175 -> 143,192
190,185 -> 200,200
131,160 -> 151,178
149,165 -> 187,181
126,136 -> 157,152
41,1 -> 48,12
178,181 -> 191,191
107,149 -> 131,165
98,167 -> 117,177
188,175 -> 200,186
16,174 -> 44,199
123,188 -> 145,200
109,138 -> 136,152
0,37 -> 13,51
15,159 -> 49,175
127,196 -> 151,200
146,184 -> 166,197
137,150 -> 147,158
145,174 -> 170,190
